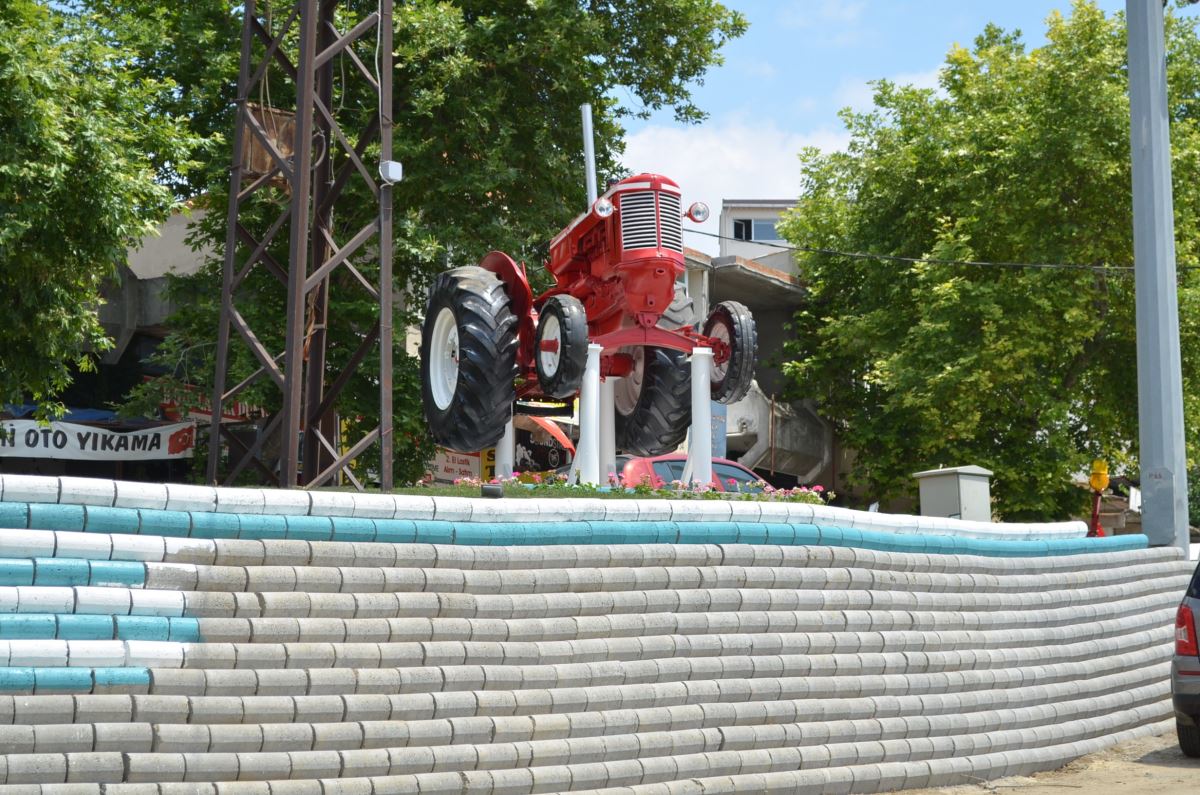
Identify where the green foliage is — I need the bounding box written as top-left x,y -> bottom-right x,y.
1189,465 -> 1200,527
100,0 -> 744,483
780,1 -> 1200,520
0,1 -> 200,417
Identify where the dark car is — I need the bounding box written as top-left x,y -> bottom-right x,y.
1173,557 -> 1200,756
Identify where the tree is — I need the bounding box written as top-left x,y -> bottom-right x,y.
0,1 -> 199,417
780,1 -> 1200,520
99,0 -> 746,483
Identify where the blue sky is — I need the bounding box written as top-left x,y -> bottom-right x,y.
622,0 -> 1198,254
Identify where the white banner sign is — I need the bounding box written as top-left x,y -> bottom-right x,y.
0,420 -> 195,460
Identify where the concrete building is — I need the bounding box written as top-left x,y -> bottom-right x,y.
680,196 -> 834,487
98,209 -> 213,364
718,199 -> 796,273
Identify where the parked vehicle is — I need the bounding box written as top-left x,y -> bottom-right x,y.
620,453 -> 763,492
1173,558 -> 1200,756
420,173 -> 757,456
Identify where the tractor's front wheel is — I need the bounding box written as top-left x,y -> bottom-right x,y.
704,300 -> 756,404
420,266 -> 518,452
535,295 -> 589,399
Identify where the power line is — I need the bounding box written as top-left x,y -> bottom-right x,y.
685,228 -> 1200,275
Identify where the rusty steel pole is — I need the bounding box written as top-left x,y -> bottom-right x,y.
208,0 -> 396,491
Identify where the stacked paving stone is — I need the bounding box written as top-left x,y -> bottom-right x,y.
0,474 -> 1187,794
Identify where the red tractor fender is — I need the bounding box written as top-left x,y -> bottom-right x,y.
480,250 -> 537,369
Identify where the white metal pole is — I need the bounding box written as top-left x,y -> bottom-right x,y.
1127,0 -> 1190,550
600,376 -> 617,482
496,414 -> 515,479
682,348 -> 713,488
577,343 -> 602,486
577,103 -> 601,487
581,103 -> 598,206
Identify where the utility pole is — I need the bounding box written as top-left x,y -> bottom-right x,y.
207,0 -> 396,490
1127,0 -> 1189,550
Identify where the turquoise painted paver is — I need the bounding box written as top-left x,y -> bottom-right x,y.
0,559 -> 33,585
0,666 -> 151,693
0,613 -> 194,641
82,505 -> 140,535
0,501 -> 1150,556
0,558 -> 145,586
28,503 -> 85,532
190,511 -> 241,539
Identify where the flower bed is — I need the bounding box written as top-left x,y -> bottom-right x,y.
444,472 -> 834,504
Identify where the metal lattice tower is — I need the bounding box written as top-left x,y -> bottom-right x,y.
207,0 -> 395,490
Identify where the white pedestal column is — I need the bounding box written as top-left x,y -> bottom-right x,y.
496,414 -> 515,479
600,376 -> 617,482
570,343 -> 602,486
682,347 -> 713,488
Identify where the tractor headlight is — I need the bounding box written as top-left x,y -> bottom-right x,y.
594,197 -> 614,218
686,201 -> 710,223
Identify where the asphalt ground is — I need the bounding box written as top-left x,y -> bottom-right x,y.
908,731 -> 1200,794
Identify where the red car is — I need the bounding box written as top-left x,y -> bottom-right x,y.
619,453 -> 763,492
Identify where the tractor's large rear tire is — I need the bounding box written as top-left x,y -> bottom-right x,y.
614,347 -> 692,456
661,280 -> 695,330
614,282 -> 694,456
420,266 -> 518,452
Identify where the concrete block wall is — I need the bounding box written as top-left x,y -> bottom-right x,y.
0,475 -> 1084,539
0,475 -> 1186,794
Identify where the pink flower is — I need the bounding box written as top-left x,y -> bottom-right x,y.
812,485 -> 825,493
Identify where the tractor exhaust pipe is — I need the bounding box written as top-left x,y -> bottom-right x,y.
581,103 -> 598,206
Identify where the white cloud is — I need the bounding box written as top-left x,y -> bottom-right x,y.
794,96 -> 818,114
833,78 -> 877,115
780,1 -> 866,29
622,121 -> 850,256
834,67 -> 943,113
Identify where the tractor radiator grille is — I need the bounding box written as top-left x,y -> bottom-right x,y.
658,192 -> 683,252
620,191 -> 659,250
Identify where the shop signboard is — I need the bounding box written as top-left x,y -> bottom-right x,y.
0,420 -> 196,460
431,447 -> 497,483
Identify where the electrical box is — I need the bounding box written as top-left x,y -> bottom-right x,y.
912,465 -> 994,522
379,160 -> 403,184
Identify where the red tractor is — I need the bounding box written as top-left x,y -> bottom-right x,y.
420,173 -> 757,456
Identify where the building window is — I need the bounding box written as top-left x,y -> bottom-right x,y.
732,217 -> 782,242
752,219 -> 782,241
